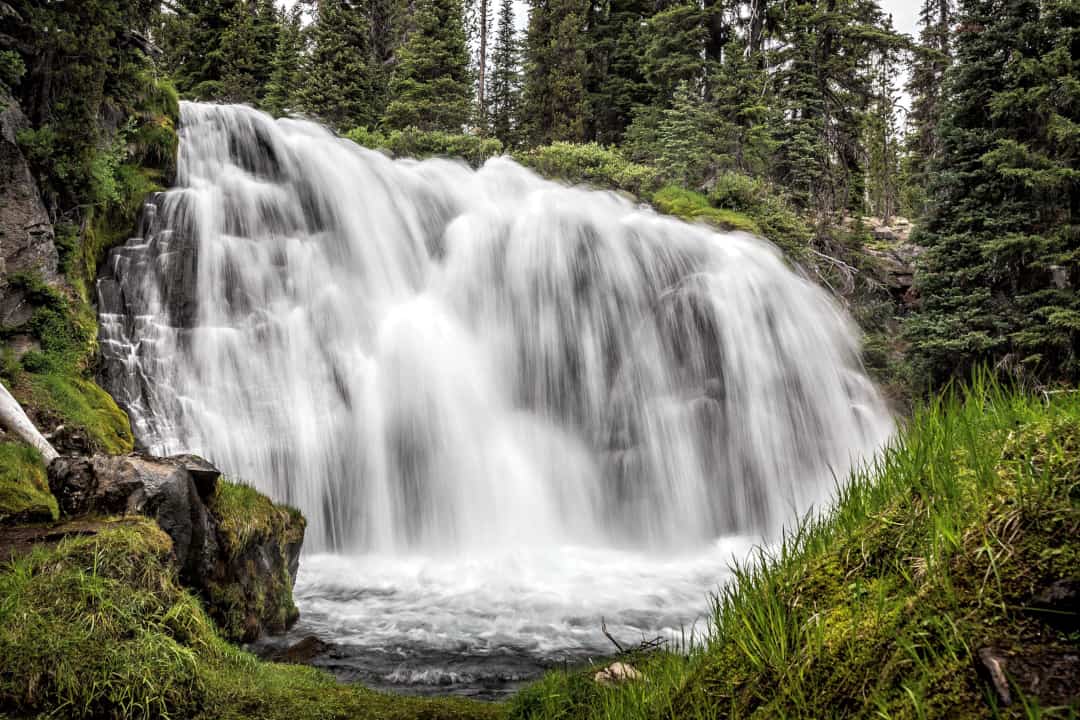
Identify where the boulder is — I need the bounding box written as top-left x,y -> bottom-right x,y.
594,661 -> 643,686
266,635 -> 332,664
48,453 -> 305,643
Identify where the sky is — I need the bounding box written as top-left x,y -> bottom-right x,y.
882,0 -> 920,39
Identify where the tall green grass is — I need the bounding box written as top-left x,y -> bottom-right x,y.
510,376 -> 1080,719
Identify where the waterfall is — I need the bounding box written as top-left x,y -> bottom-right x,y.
97,102 -> 892,555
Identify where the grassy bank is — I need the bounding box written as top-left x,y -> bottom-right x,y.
0,515 -> 501,720
510,377 -> 1079,719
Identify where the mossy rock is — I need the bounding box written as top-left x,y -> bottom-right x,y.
0,442 -> 57,524
205,481 -> 306,643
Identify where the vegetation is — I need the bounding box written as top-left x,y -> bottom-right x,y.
906,0 -> 1080,390
0,442 -> 56,524
509,377 -> 1080,719
0,516 -> 502,720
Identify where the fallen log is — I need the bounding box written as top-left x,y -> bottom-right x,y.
0,380 -> 57,462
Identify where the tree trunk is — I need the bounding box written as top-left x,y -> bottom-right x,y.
0,381 -> 58,463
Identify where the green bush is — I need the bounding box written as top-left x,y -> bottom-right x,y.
709,171 -> 766,213
346,126 -> 503,167
0,49 -> 25,91
514,142 -> 662,198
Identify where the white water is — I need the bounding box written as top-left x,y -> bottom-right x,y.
98,102 -> 892,693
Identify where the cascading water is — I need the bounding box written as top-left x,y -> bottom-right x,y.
97,102 -> 893,696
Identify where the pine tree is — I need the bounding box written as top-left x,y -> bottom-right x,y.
907,0 -> 1080,387
903,0 -> 953,218
157,0 -> 237,100
770,0 -> 903,216
656,80 -> 719,187
383,0 -> 472,131
300,0 -> 381,130
264,3 -> 306,116
488,0 -> 522,145
865,44 -> 903,222
219,0 -> 280,104
522,0 -> 591,144
640,3 -> 707,103
583,0 -> 656,144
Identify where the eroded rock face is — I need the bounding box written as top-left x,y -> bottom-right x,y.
0,90 -> 57,329
48,453 -> 305,643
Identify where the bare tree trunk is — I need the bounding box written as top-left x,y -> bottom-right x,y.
0,381 -> 58,463
477,0 -> 488,125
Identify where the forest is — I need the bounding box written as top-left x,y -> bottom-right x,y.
0,0 -> 1077,718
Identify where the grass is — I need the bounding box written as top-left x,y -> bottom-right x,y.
0,516 -> 502,720
0,441 -> 57,524
508,376 -> 1080,720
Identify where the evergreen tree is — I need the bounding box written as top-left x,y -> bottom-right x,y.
264,3 -> 306,116
907,0 -> 1080,386
300,0 -> 381,130
640,3 -> 707,103
157,0 -> 236,100
383,0 -> 472,131
903,0 -> 953,218
369,0 -> 407,115
770,0 -> 903,216
583,0 -> 655,144
656,80 -> 719,187
219,0 -> 280,104
488,0 -> 522,145
865,44 -> 903,222
522,0 -> 590,144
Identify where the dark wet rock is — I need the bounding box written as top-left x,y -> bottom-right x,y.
47,453 -> 305,643
266,635 -> 332,664
1028,578 -> 1080,633
44,424 -> 93,456
976,645 -> 1080,708
47,453 -> 218,581
0,90 -> 58,328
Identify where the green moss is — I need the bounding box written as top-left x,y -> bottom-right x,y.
0,442 -> 57,524
24,374 -> 133,454
509,377 -> 1080,720
209,481 -> 304,557
0,517 -> 502,720
650,185 -> 761,234
203,481 -> 305,642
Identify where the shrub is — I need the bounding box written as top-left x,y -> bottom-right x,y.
650,185 -> 760,234
514,142 -> 662,197
346,126 -> 503,167
0,49 -> 25,91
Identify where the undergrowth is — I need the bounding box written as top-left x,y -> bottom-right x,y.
509,376 -> 1080,720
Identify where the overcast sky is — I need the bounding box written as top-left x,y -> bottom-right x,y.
882,0 -> 920,39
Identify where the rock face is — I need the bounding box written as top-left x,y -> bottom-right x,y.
0,90 -> 58,329
48,453 -> 305,643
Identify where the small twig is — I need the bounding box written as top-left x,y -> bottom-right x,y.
601,617 -> 626,654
